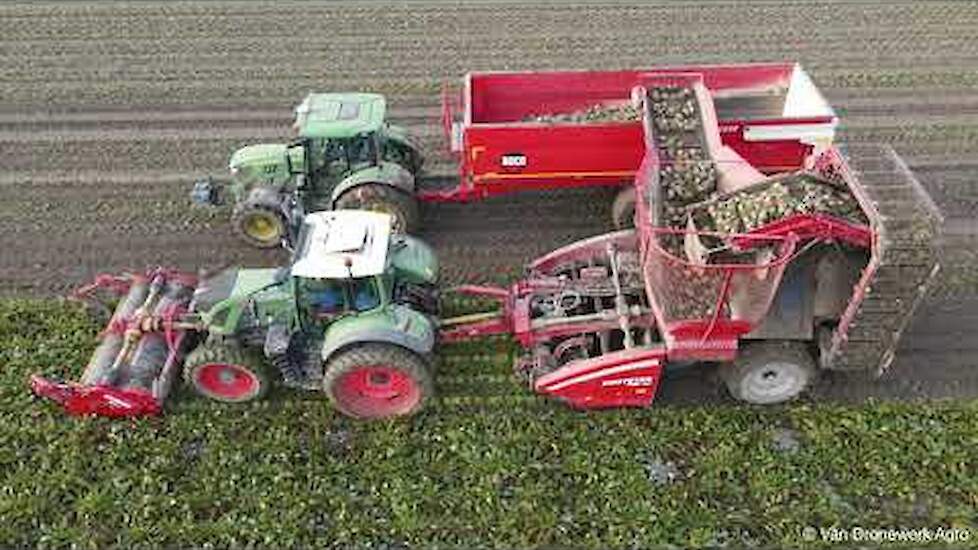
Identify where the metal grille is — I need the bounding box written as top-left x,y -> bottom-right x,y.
642,229 -> 796,336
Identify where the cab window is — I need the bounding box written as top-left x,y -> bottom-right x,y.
301,278 -> 345,319
347,134 -> 376,167
322,139 -> 349,176
351,277 -> 381,311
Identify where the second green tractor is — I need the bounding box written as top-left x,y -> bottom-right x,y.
193,93 -> 424,248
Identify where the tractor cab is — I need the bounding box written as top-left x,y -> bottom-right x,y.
292,93 -> 387,190
290,209 -> 393,326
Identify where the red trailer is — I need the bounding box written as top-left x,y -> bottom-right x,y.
429,63 -> 838,225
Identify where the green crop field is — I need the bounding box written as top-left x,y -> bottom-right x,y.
3,301 -> 977,548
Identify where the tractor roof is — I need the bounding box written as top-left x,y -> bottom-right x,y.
293,93 -> 386,139
290,210 -> 392,279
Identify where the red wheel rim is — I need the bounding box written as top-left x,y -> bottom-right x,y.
195,363 -> 260,401
334,365 -> 421,418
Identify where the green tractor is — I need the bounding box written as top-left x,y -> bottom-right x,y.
193,93 -> 424,248
187,210 -> 438,417
32,210 -> 441,419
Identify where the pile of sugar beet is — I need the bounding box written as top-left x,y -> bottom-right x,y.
523,89 -> 865,239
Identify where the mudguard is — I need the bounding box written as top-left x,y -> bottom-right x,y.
385,123 -> 418,151
243,186 -> 286,209
384,123 -> 424,171
330,162 -> 415,204
321,304 -> 435,363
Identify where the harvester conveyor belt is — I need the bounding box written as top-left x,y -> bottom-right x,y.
824,145 -> 942,372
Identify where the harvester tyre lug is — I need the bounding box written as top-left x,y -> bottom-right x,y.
334,184 -> 420,234
323,343 -> 432,419
183,344 -> 271,404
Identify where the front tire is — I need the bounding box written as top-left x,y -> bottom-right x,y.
719,341 -> 816,405
232,203 -> 287,249
334,184 -> 420,234
323,343 -> 433,419
184,345 -> 271,403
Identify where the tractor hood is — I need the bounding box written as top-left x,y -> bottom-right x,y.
194,268 -> 294,335
228,143 -> 303,195
229,143 -> 287,172
193,268 -> 284,314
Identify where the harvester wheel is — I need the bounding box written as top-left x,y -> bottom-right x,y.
612,186 -> 637,229
323,343 -> 432,419
720,341 -> 816,405
232,203 -> 286,249
184,345 -> 271,403
334,184 -> 419,234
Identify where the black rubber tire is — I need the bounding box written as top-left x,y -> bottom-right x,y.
334,183 -> 420,234
323,343 -> 433,419
719,341 -> 817,405
183,344 -> 271,403
612,186 -> 637,229
231,203 -> 287,249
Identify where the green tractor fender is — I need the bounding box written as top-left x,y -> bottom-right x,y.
320,304 -> 436,364
330,162 -> 415,206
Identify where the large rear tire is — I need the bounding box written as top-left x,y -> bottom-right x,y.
184,344 -> 271,403
720,341 -> 816,405
334,184 -> 420,234
323,343 -> 432,419
232,203 -> 287,249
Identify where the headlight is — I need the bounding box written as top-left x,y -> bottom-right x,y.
229,165 -> 240,176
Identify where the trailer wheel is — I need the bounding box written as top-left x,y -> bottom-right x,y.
232,203 -> 286,248
184,345 -> 270,403
323,343 -> 432,419
720,342 -> 816,405
334,184 -> 420,234
612,186 -> 637,229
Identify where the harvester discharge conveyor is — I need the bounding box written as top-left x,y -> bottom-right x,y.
822,145 -> 942,373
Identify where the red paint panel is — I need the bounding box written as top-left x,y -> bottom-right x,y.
465,123 -> 643,191
29,376 -> 162,418
534,347 -> 667,409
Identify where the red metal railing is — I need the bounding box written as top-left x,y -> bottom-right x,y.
640,226 -> 799,355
